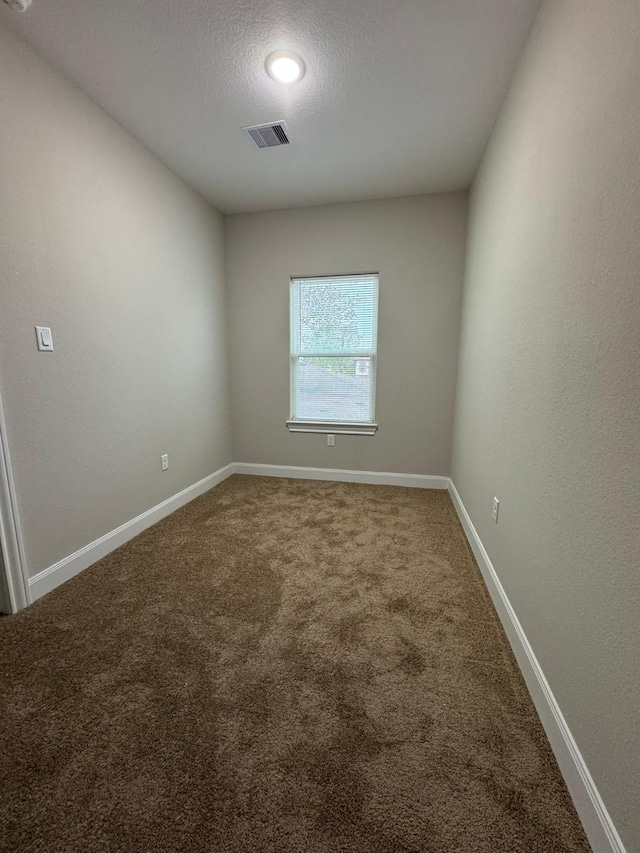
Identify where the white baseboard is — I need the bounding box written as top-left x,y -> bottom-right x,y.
447,479 -> 626,853
28,462 -> 446,603
29,463 -> 235,602
234,463 -> 449,490
20,463 -> 625,851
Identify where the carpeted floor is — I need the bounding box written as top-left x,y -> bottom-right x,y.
0,475 -> 590,852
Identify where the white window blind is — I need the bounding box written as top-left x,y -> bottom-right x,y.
287,274 -> 379,434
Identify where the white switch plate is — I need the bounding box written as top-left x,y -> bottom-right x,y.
327,434 -> 335,446
35,326 -> 53,352
161,454 -> 169,471
492,497 -> 500,523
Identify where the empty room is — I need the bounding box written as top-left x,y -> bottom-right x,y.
0,0 -> 638,851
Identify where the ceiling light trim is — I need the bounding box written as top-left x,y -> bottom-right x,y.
265,51 -> 305,84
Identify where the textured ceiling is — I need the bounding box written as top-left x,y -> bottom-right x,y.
0,0 -> 541,213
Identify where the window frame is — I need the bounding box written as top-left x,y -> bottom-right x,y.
286,273 -> 379,435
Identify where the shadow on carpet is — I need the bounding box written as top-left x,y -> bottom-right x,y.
0,475 -> 591,852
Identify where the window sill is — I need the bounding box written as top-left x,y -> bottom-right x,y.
286,420 -> 378,436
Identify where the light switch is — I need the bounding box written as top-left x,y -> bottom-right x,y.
35,326 -> 54,352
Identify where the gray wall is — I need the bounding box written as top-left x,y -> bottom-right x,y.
0,25 -> 232,578
451,1 -> 640,847
226,195 -> 467,475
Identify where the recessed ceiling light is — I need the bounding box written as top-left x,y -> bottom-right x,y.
265,51 -> 305,84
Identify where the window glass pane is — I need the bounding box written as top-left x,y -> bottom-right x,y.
294,277 -> 377,355
294,357 -> 373,422
290,274 -> 378,424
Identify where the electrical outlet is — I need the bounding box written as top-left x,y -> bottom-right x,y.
327,434 -> 335,446
492,497 -> 499,523
161,454 -> 169,471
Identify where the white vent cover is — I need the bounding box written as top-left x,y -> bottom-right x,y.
244,121 -> 290,148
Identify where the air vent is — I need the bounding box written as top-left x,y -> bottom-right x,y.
244,121 -> 290,148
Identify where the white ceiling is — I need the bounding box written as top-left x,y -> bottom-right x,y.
0,0 -> 541,213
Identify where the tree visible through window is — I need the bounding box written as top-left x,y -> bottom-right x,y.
289,275 -> 379,430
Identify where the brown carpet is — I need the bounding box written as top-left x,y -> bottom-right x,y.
0,475 -> 590,852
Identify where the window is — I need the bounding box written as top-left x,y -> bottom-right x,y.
287,274 -> 379,434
